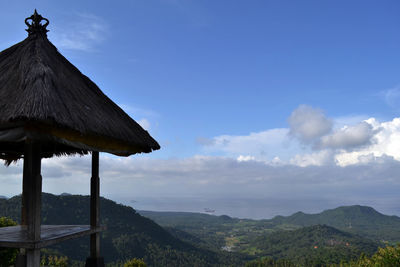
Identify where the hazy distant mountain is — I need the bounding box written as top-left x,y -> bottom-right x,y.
0,195 -> 7,199
270,205 -> 400,242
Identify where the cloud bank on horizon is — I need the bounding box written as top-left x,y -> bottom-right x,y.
1,103 -> 400,218
201,104 -> 400,168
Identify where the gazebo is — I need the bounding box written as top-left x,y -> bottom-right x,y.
0,10 -> 160,267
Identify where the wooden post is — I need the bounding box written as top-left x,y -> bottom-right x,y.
85,151 -> 104,267
90,151 -> 100,257
19,141 -> 42,267
15,141 -> 33,266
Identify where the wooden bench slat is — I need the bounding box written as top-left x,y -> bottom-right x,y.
0,225 -> 105,249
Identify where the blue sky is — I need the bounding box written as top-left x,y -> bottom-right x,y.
1,1 -> 400,218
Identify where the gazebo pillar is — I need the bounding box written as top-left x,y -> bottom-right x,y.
0,10 -> 159,266
85,151 -> 104,267
16,141 -> 42,267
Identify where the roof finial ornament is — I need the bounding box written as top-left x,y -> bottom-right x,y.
25,9 -> 49,35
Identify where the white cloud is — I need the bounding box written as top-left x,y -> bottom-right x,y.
319,121 -> 376,150
290,150 -> 334,167
237,155 -> 256,162
334,115 -> 370,128
197,104 -> 400,167
288,105 -> 332,144
2,155 -> 400,218
287,105 -> 375,152
291,115 -> 400,166
51,13 -> 109,51
336,118 -> 400,166
201,128 -> 299,161
4,107 -> 400,218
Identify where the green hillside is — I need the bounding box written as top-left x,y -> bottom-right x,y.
270,205 -> 400,243
0,194 -> 247,266
142,205 -> 400,248
139,211 -> 242,250
1,196 -> 395,266
138,211 -> 238,227
141,206 -> 400,265
141,210 -> 382,266
251,225 -> 378,266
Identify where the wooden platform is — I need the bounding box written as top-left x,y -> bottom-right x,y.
0,225 -> 105,249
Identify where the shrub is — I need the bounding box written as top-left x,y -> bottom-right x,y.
0,217 -> 18,267
123,258 -> 147,267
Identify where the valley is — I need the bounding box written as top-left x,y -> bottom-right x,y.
1,194 -> 399,266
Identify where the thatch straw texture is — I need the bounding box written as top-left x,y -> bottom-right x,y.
0,23 -> 160,161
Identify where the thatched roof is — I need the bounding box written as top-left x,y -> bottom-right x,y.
0,11 -> 160,162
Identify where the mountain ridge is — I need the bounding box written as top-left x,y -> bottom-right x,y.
1,195 -> 396,266
269,205 -> 400,242
141,204 -> 400,250
0,193 -> 247,266
250,224 -> 378,265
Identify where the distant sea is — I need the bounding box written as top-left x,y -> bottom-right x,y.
112,196 -> 400,219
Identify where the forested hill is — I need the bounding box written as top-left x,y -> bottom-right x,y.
0,193 -> 246,266
139,210 -> 238,228
1,196 -> 397,266
251,224 -> 378,266
270,205 -> 400,242
142,205 -> 400,243
140,209 -> 384,266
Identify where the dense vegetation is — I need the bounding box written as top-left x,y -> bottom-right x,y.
339,244 -> 400,266
139,211 -> 272,252
141,206 -> 400,266
1,194 -> 399,266
123,258 -> 147,267
249,225 -> 378,265
0,194 -> 247,266
270,205 -> 400,243
142,205 -> 400,254
245,245 -> 400,267
0,217 -> 18,266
